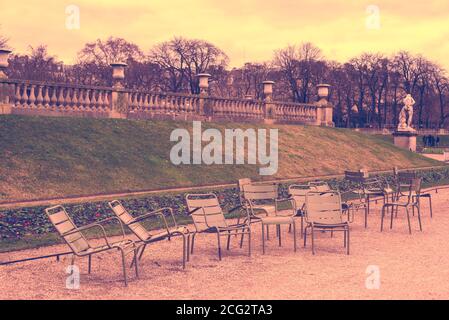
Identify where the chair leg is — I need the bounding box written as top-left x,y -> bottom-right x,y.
133,248 -> 139,278
119,248 -> 128,287
181,234 -> 186,269
292,222 -> 297,252
239,230 -> 245,249
429,197 -> 433,218
311,225 -> 315,255
278,225 -> 282,247
405,207 -> 412,235
300,216 -> 304,237
380,205 -> 386,232
248,228 -> 251,257
303,226 -> 308,248
416,205 -> 423,232
88,254 -> 92,274
266,225 -> 270,240
390,205 -> 394,229
186,234 -> 190,262
364,206 -> 368,228
226,231 -> 231,250
346,228 -> 350,255
191,233 -> 196,254
262,223 -> 265,254
344,230 -> 346,247
138,244 -> 147,261
216,232 -> 222,261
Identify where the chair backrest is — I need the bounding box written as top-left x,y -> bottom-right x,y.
237,178 -> 252,205
305,191 -> 343,225
109,200 -> 150,241
288,184 -> 314,211
242,183 -> 278,202
45,206 -> 91,254
186,193 -> 227,231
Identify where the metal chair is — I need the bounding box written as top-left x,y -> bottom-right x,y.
304,191 -> 350,255
381,178 -> 423,234
243,183 -> 297,254
186,193 -> 251,260
108,200 -> 190,269
45,205 -> 139,286
397,171 -> 433,218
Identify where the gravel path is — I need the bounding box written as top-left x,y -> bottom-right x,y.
1,189 -> 448,300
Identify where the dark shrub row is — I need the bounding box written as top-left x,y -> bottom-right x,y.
1,167 -> 448,239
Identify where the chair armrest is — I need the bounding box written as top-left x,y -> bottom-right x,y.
63,222 -> 112,248
130,208 -> 173,237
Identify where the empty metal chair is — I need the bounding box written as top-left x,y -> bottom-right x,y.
108,200 -> 190,269
186,193 -> 251,260
381,178 -> 423,234
288,184 -> 315,235
397,171 -> 433,218
244,184 -> 297,254
304,191 -> 350,255
45,205 -> 139,286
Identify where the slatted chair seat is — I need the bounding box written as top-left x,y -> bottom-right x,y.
109,200 -> 190,269
45,205 -> 139,286
261,216 -> 295,225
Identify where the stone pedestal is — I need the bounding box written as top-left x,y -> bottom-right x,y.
393,131 -> 418,152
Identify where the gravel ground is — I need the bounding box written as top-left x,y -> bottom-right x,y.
1,189 -> 448,300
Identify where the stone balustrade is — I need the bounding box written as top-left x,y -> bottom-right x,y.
273,101 -> 318,124
205,97 -> 265,121
0,50 -> 334,125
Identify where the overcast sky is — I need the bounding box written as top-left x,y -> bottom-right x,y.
2,0 -> 449,69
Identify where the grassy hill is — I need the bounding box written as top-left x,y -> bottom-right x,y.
0,115 -> 442,202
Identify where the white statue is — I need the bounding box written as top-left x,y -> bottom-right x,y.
398,94 -> 415,131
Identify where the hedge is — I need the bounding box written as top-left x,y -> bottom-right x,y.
1,166 -> 449,239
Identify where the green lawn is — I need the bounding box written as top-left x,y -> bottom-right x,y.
0,115 -> 442,202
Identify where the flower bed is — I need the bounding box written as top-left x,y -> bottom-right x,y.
1,166 -> 449,240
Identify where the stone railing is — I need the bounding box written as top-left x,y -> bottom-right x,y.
0,50 -> 334,126
0,79 -> 113,117
273,101 -> 318,124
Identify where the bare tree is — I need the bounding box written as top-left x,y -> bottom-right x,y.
431,65 -> 449,128
274,42 -> 323,103
77,37 -> 144,66
149,37 -> 228,94
7,45 -> 63,81
0,26 -> 9,48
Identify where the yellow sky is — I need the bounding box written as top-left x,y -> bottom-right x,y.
2,0 -> 449,69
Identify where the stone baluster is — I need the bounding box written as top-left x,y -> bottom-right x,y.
15,84 -> 21,107
35,85 -> 43,108
50,87 -> 57,109
28,85 -> 36,108
103,91 -> 110,111
43,86 -> 50,108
